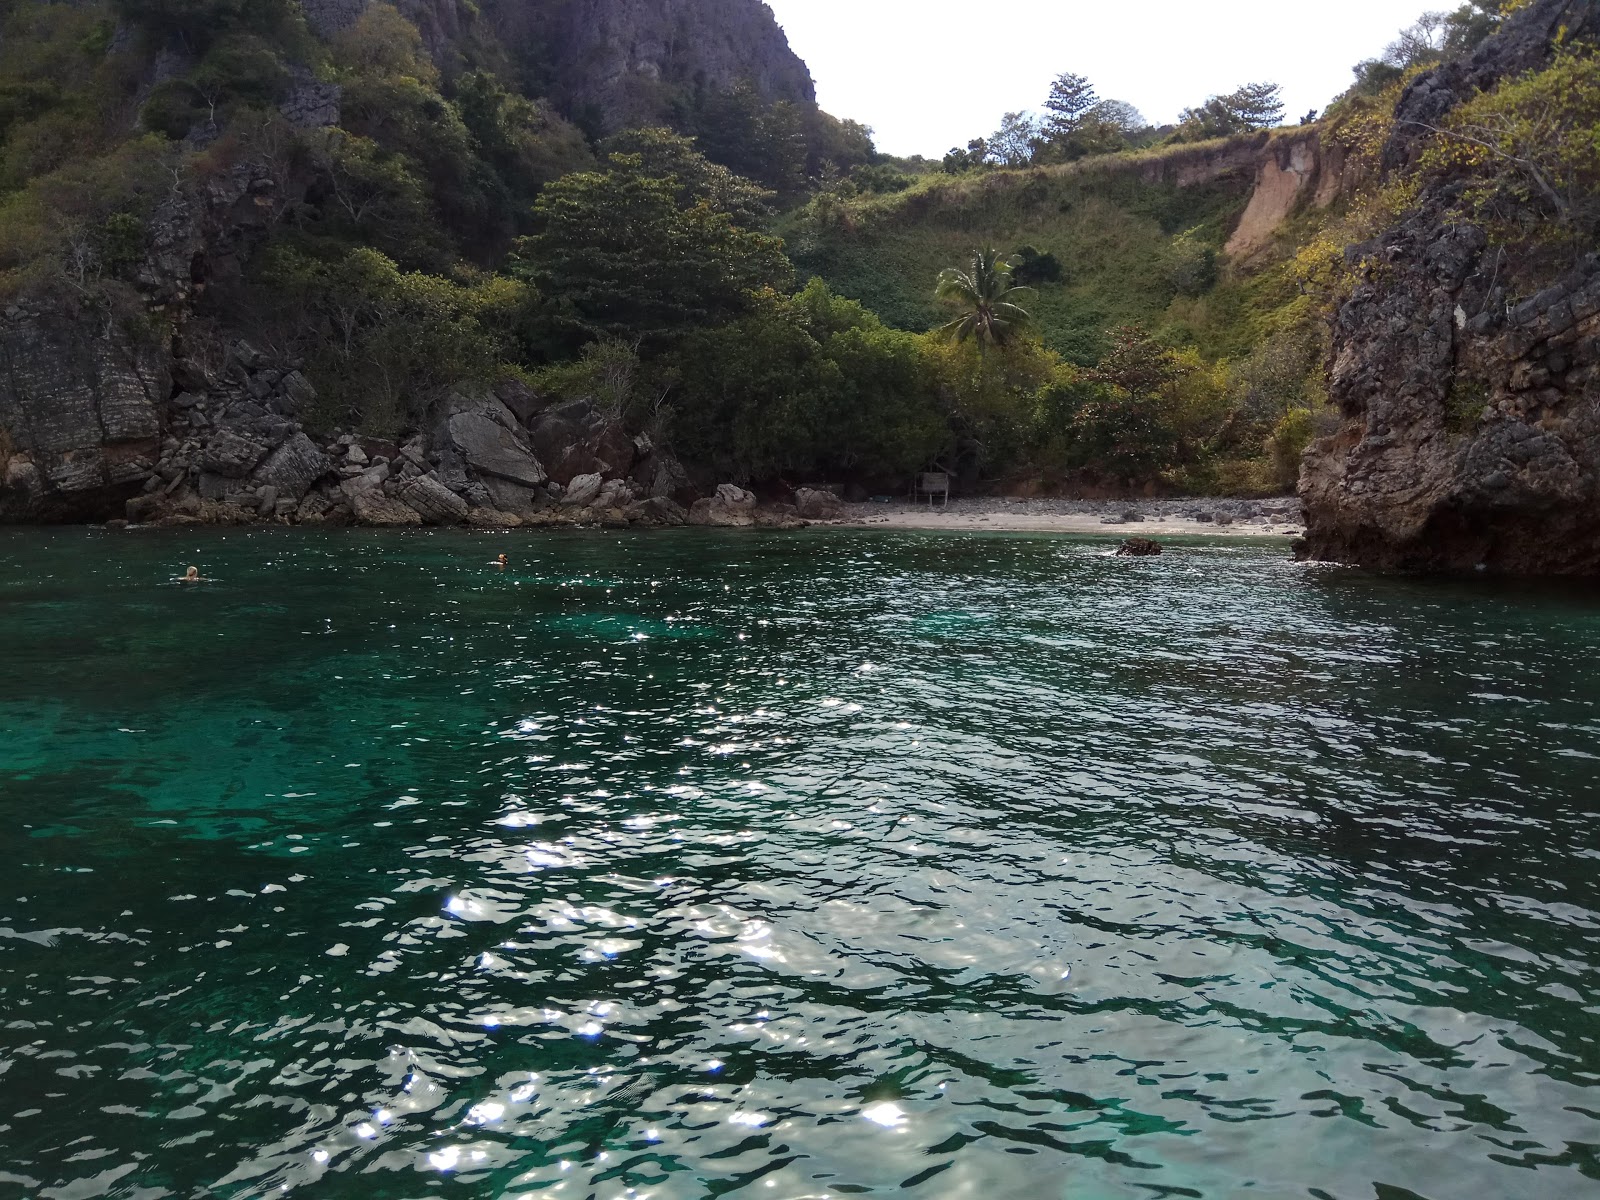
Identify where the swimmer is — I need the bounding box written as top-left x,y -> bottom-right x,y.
177,566 -> 207,584
491,553 -> 509,570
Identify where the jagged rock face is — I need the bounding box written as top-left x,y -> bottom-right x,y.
1299,0 -> 1600,575
0,309 -> 167,522
480,0 -> 815,132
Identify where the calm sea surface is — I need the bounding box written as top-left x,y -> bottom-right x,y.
1,528 -> 1597,1200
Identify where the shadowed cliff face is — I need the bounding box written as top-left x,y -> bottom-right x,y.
302,1 -> 814,131
479,0 -> 815,131
1299,0 -> 1600,576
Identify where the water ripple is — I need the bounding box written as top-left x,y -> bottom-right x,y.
0,528 -> 1597,1198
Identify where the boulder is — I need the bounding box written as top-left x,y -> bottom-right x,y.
398,473 -> 470,524
592,421 -> 637,476
445,404 -> 547,490
251,432 -> 329,502
126,493 -> 163,524
594,478 -> 637,510
339,462 -> 390,503
352,489 -> 421,526
793,488 -> 843,520
467,507 -> 525,528
296,492 -> 333,523
480,476 -> 542,514
201,430 -> 269,478
1117,538 -> 1164,557
623,496 -> 688,528
688,484 -> 758,528
562,472 -> 604,507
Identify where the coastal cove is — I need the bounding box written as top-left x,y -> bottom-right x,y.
2,527 -> 1598,1198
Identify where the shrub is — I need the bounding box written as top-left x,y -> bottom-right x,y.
255,245 -> 525,436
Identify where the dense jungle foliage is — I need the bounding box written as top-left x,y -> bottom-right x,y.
0,0 -> 1579,496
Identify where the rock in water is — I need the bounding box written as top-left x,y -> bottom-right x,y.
1117,538 -> 1163,557
1299,0 -> 1600,575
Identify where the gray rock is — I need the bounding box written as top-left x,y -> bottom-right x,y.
0,307 -> 165,517
338,462 -> 390,503
398,473 -> 470,524
251,432 -> 330,502
1301,0 -> 1600,574
594,478 -> 636,510
688,484 -> 758,528
346,444 -> 369,466
562,472 -> 604,507
256,485 -> 279,517
352,489 -> 421,526
794,488 -> 843,520
480,477 -> 541,513
201,431 -> 269,478
445,407 -> 547,490
467,507 -> 525,529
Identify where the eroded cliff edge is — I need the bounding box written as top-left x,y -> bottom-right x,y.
1299,0 -> 1600,574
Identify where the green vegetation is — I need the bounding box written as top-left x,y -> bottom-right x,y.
0,0 -> 1568,498
935,248 -> 1034,351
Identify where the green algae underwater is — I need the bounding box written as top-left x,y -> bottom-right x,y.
1,526 -> 1598,1199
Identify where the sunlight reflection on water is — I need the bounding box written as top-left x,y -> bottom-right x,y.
0,528 -> 1598,1198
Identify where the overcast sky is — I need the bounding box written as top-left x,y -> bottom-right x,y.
763,0 -> 1436,157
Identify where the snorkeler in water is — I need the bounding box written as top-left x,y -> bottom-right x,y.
177,566 -> 208,584
491,553 -> 509,570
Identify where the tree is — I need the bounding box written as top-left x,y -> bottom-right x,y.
935,247 -> 1033,353
988,111 -> 1040,167
942,138 -> 990,173
511,152 -> 792,347
1042,72 -> 1098,142
599,127 -> 774,227
255,245 -> 522,436
1178,83 -> 1285,140
689,81 -> 809,195
1044,325 -> 1190,482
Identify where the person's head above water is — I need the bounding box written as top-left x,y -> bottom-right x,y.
184,566 -> 199,581
497,554 -> 508,564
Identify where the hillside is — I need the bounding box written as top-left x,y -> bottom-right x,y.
1,0 -> 1596,561
785,131 -> 1350,365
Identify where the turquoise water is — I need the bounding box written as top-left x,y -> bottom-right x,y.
1,527 -> 1598,1200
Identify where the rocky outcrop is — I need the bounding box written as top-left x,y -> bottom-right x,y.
479,0 -> 815,133
0,306 -> 167,522
1225,134 -> 1356,261
1117,538 -> 1163,557
1299,0 -> 1600,575
689,483 -> 758,527
439,393 -> 549,512
793,487 -> 842,520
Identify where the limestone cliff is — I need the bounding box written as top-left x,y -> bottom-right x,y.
479,0 -> 815,131
1298,0 -> 1600,575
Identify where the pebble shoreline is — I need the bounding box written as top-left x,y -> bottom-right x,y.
834,496 -> 1307,537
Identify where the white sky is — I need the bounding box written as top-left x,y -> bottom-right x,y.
763,0 -> 1436,157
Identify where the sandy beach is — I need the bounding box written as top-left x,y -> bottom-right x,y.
831,497 -> 1306,538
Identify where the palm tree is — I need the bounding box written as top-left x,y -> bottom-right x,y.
935,247 -> 1033,353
